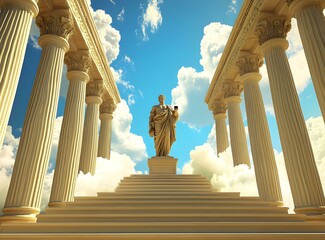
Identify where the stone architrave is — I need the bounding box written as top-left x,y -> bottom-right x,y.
79,80 -> 104,175
49,52 -> 91,207
237,55 -> 282,203
223,82 -> 250,167
288,0 -> 325,122
211,100 -> 229,155
256,15 -> 325,214
2,11 -> 74,222
98,101 -> 116,159
0,0 -> 39,147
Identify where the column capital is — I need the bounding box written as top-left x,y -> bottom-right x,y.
100,101 -> 116,115
86,80 -> 104,98
287,0 -> 322,15
0,0 -> 39,17
236,55 -> 263,76
222,81 -> 244,99
36,10 -> 74,41
255,16 -> 291,45
65,52 -> 91,73
211,100 -> 227,115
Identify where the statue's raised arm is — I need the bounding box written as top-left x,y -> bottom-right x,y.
148,95 -> 178,156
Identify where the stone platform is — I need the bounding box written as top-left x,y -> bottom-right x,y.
148,156 -> 177,174
1,174 -> 325,239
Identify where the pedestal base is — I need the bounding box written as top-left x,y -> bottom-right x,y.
148,156 -> 178,174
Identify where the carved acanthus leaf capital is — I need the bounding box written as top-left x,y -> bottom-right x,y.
86,80 -> 104,98
100,101 -> 116,114
255,16 -> 291,45
64,52 -> 91,73
222,82 -> 244,98
236,55 -> 263,75
36,12 -> 74,40
211,100 -> 227,115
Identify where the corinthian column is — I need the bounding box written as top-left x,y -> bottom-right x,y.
211,100 -> 229,155
256,15 -> 325,214
79,80 -> 103,175
98,100 -> 116,159
1,11 -> 73,222
0,0 -> 39,147
223,82 -> 250,167
288,0 -> 325,122
237,55 -> 282,202
49,52 -> 91,207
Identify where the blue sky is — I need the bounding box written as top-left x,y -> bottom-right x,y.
2,0 -> 325,211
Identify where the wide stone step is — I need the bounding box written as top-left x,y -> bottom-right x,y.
2,222 -> 324,234
116,184 -> 212,188
44,206 -> 289,215
119,180 -> 211,185
36,213 -> 305,223
115,188 -> 213,192
96,191 -> 242,197
66,199 -> 283,208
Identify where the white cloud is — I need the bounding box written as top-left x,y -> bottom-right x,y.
141,0 -> 163,41
112,100 -> 148,161
226,0 -> 238,15
182,116 -> 325,213
128,94 -> 135,105
111,67 -> 135,90
29,19 -> 40,49
109,0 -> 116,5
171,22 -> 232,128
90,8 -> 121,64
117,7 -> 125,22
124,55 -> 134,65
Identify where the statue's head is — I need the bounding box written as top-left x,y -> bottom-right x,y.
158,94 -> 165,104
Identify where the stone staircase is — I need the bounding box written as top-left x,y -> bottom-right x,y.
1,174 -> 325,239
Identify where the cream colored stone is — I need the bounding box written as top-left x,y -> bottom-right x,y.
0,0 -> 38,147
1,12 -> 73,222
79,80 -> 103,175
211,100 -> 229,154
49,52 -> 91,206
237,55 -> 282,202
257,16 -> 325,214
288,0 -> 325,122
223,82 -> 250,167
148,156 -> 178,174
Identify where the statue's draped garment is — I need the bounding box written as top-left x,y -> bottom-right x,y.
149,105 -> 176,156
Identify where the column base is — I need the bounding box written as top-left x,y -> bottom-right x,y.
48,201 -> 69,208
294,206 -> 325,215
0,206 -> 39,223
148,156 -> 178,174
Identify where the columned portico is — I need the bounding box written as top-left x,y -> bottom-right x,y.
98,100 -> 116,159
1,11 -> 73,222
0,0 -> 39,147
211,100 -> 229,155
288,0 -> 325,122
49,52 -> 91,207
237,55 -> 282,202
223,82 -> 250,167
256,15 -> 325,214
79,80 -> 103,175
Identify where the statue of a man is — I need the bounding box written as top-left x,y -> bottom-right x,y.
149,94 -> 179,156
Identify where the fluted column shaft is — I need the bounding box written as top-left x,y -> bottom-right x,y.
98,113 -> 113,159
2,13 -> 73,222
0,0 -> 38,147
256,16 -> 325,214
242,72 -> 282,202
289,1 -> 325,122
49,53 -> 91,206
224,89 -> 250,167
79,81 -> 103,175
212,100 -> 229,155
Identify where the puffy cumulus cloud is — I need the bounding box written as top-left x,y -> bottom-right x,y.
200,23 -> 233,76
141,0 -> 163,41
172,22 -> 232,128
90,8 -> 121,64
112,100 -> 148,161
183,116 -> 325,212
75,155 -> 137,196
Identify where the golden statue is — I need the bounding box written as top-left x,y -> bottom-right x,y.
149,95 -> 179,156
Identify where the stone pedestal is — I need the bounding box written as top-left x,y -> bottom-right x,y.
148,157 -> 178,174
